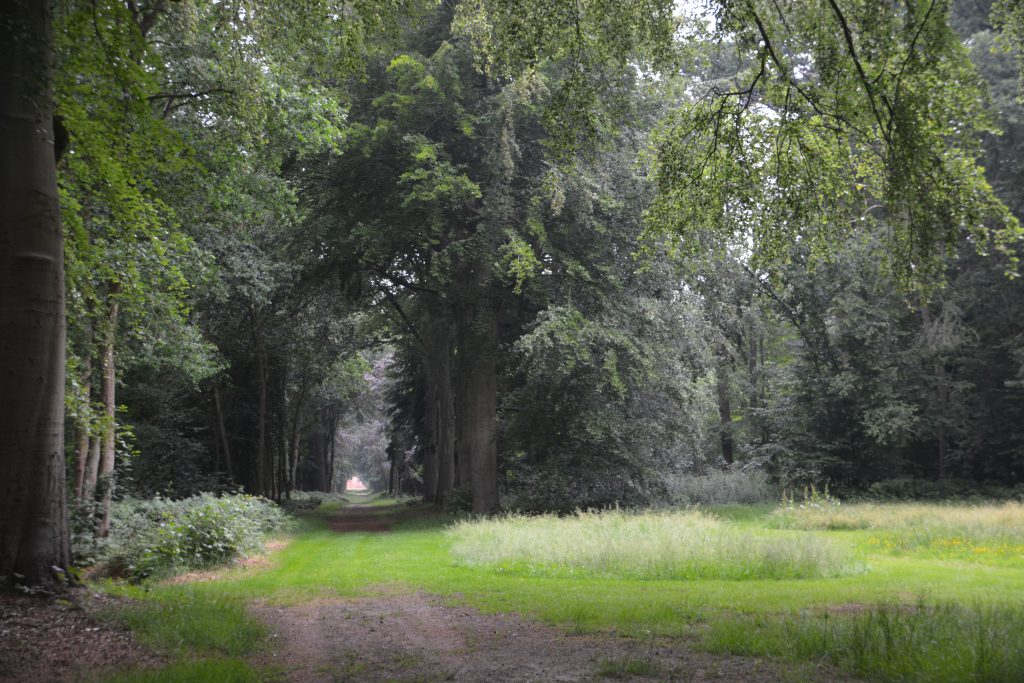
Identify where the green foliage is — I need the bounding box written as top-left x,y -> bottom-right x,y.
665,0 -> 1022,283
92,494 -> 286,581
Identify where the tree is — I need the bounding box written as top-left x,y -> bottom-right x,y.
0,0 -> 71,588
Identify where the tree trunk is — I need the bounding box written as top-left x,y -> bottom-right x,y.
428,334 -> 456,508
327,415 -> 338,493
0,0 -> 71,586
73,350 -> 93,501
422,377 -> 438,504
96,291 -> 120,538
213,380 -> 234,481
716,359 -> 734,465
454,317 -> 472,489
82,436 -> 101,510
257,350 -> 268,496
460,304 -> 499,514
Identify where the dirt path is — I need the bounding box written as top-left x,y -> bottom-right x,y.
323,504 -> 401,533
253,592 -> 831,682
251,506 -> 848,682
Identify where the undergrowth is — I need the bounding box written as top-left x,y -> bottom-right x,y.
87,493 -> 286,581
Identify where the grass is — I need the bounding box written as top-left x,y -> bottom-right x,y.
449,508 -> 857,580
770,501 -> 1024,564
596,656 -> 664,679
706,602 -> 1024,682
102,659 -> 259,683
94,499 -> 1024,682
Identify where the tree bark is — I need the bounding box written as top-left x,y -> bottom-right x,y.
0,0 -> 71,586
716,359 -> 734,465
454,312 -> 472,489
257,350 -> 268,496
95,290 -> 120,538
460,304 -> 499,514
421,376 -> 438,504
213,380 -> 234,481
82,436 -> 101,511
73,350 -> 93,501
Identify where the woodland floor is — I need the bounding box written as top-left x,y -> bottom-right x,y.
1,504 -> 854,682
0,591 -> 161,682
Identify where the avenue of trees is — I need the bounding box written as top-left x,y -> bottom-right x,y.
2,0 -> 1023,587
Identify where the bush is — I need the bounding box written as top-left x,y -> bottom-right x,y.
860,477 -> 1024,502
95,493 -> 286,581
277,490 -> 346,513
663,469 -> 777,505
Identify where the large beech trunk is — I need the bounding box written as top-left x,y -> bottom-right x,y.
430,342 -> 456,508
0,0 -> 71,586
457,303 -> 499,514
421,380 -> 439,503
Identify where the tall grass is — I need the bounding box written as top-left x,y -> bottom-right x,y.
707,602 -> 1024,682
770,501 -> 1024,561
450,509 -> 857,580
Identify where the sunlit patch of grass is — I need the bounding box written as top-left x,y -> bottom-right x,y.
705,602 -> 1024,682
449,509 -> 858,580
770,501 -> 1024,564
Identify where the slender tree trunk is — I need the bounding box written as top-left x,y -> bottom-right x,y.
96,291 -> 120,537
716,359 -> 734,465
454,311 -> 472,489
213,381 -> 234,481
435,375 -> 456,507
0,0 -> 71,588
327,416 -> 338,493
82,435 -> 101,510
257,350 -> 268,496
73,350 -> 93,501
922,305 -> 951,478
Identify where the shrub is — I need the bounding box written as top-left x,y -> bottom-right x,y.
449,508 -> 857,580
861,477 -> 1024,502
277,490 -> 345,513
97,493 -> 286,581
662,469 -> 776,505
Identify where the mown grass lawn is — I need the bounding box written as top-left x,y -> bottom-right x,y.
99,499 -> 1024,682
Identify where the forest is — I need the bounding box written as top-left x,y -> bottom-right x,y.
2,0 -> 1024,681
